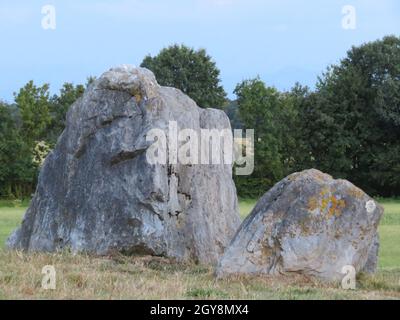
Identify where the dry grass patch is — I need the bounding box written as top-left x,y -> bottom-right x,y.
0,250 -> 399,300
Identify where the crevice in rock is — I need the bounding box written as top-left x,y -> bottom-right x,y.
75,114 -> 138,159
167,169 -> 183,217
178,192 -> 192,201
110,149 -> 147,166
100,114 -> 131,127
75,132 -> 95,158
138,201 -> 164,221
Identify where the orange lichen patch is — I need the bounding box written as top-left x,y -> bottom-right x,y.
321,197 -> 329,212
298,218 -> 311,235
133,92 -> 142,104
309,170 -> 328,182
319,187 -> 330,198
347,186 -> 364,199
326,196 -> 346,219
307,197 -> 318,211
310,187 -> 346,219
287,173 -> 299,181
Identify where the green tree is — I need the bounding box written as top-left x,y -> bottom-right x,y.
14,81 -> 52,144
0,102 -> 37,198
280,83 -> 319,171
2,80 -> 87,198
224,100 -> 243,129
234,77 -> 293,196
306,35 -> 400,196
141,44 -> 226,108
48,83 -> 85,143
0,102 -> 15,196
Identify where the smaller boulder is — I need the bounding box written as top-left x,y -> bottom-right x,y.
216,169 -> 383,282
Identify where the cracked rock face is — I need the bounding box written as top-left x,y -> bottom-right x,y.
7,65 -> 241,264
216,169 -> 383,281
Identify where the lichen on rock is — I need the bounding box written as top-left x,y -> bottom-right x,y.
216,169 -> 383,281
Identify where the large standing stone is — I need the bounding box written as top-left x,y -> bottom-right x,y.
7,65 -> 241,265
216,169 -> 383,281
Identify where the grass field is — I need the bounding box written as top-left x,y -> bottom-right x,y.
0,198 -> 399,299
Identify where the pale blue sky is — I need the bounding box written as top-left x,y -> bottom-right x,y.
0,0 -> 399,102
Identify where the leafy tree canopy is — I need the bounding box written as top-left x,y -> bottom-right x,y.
141,44 -> 226,108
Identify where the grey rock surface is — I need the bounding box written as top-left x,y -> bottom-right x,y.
216,169 -> 383,281
362,233 -> 380,274
7,65 -> 241,265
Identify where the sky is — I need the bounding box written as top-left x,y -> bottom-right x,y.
0,0 -> 399,102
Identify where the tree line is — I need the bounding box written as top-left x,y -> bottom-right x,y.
0,81 -> 88,198
232,36 -> 400,197
1,37 -> 399,199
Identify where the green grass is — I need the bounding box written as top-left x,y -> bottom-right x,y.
379,199 -> 400,225
0,198 -> 399,299
0,200 -> 28,248
376,199 -> 400,269
378,226 -> 400,269
238,198 -> 257,220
